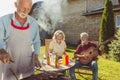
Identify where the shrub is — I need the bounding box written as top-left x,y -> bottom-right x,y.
108,29 -> 120,62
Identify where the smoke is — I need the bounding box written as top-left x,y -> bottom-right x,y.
30,0 -> 68,34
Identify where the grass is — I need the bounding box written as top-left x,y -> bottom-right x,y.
37,46 -> 120,80
98,57 -> 120,80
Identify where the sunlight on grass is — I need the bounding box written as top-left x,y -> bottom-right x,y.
38,46 -> 45,58
98,57 -> 120,80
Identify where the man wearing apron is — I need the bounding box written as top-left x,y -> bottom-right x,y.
0,0 -> 41,80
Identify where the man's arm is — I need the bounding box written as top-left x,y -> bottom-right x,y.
33,29 -> 41,68
33,28 -> 41,55
0,18 -> 5,49
74,45 -> 85,58
0,17 -> 11,64
31,21 -> 41,68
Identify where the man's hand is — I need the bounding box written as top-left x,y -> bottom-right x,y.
99,45 -> 105,51
0,49 -> 11,64
74,54 -> 88,60
33,54 -> 41,69
75,54 -> 87,58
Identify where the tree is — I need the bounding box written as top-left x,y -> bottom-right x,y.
99,0 -> 115,54
119,0 -> 120,5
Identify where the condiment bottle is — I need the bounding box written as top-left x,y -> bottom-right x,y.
65,54 -> 69,65
62,54 -> 65,65
62,54 -> 69,65
47,55 -> 50,65
55,55 -> 59,68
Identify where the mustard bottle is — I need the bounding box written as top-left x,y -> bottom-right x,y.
62,54 -> 65,65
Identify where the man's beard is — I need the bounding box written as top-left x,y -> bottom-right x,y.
17,11 -> 28,18
81,40 -> 87,44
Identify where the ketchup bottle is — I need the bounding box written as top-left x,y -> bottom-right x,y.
65,54 -> 69,65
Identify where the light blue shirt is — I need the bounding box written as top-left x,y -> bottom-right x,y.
0,13 -> 41,55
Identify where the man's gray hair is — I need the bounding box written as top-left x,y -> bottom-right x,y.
80,32 -> 89,37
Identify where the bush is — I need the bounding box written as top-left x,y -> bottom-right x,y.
108,29 -> 120,62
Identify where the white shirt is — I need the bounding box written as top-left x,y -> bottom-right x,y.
49,40 -> 66,56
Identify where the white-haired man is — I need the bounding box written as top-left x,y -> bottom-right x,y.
0,0 -> 41,80
69,32 -> 98,80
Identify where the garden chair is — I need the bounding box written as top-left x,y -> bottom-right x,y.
45,39 -> 52,57
75,65 -> 92,76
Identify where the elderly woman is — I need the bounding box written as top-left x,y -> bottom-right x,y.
49,30 -> 67,58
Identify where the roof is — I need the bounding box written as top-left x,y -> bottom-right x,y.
82,5 -> 120,16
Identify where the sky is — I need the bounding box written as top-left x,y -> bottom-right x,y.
0,0 -> 42,17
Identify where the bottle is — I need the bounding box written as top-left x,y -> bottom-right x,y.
65,54 -> 69,65
62,54 -> 69,65
47,55 -> 50,65
55,55 -> 59,68
62,54 -> 65,65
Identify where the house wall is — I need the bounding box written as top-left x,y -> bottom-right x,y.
56,0 -> 120,45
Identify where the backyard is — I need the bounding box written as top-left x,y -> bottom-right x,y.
37,46 -> 120,80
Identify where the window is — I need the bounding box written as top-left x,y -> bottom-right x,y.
102,0 -> 105,4
116,15 -> 120,28
112,0 -> 118,5
102,0 -> 118,5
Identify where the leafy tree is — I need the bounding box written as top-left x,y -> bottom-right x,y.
119,0 -> 120,5
99,0 -> 115,54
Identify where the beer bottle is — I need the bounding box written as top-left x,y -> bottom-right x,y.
47,55 -> 50,65
55,55 -> 59,68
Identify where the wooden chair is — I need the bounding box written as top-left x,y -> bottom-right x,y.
75,66 -> 92,76
74,61 -> 93,80
45,39 -> 52,57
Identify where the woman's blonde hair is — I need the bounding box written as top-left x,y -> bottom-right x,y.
52,30 -> 65,41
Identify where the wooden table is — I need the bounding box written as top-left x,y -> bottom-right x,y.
21,59 -> 74,80
21,72 -> 71,80
39,59 -> 75,72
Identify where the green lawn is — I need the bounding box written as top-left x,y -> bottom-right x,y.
37,46 -> 120,80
